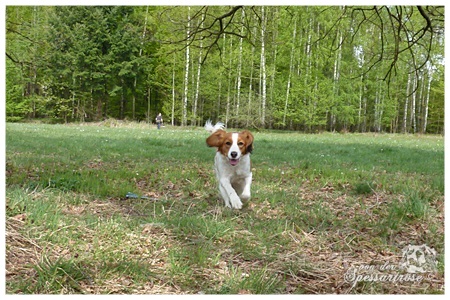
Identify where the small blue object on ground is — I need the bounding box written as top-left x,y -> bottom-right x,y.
125,192 -> 149,199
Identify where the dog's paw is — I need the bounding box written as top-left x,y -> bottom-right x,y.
230,196 -> 243,209
240,192 -> 251,201
232,201 -> 243,209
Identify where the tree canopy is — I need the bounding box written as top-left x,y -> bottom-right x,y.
5,6 -> 444,133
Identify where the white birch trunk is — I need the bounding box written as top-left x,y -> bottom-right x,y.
171,54 -> 176,126
411,74 -> 417,133
376,81 -> 384,132
312,21 -> 321,132
247,33 -> 255,127
217,81 -> 222,117
182,7 -> 191,126
403,73 -> 411,133
417,73 -> 425,130
269,8 -> 279,128
305,13 -> 312,107
192,50 -> 202,126
236,9 -> 245,119
374,83 -> 379,131
260,6 -> 267,126
358,75 -> 363,131
225,34 -> 232,126
362,94 -> 367,132
192,12 -> 205,126
331,31 -> 342,131
423,74 -> 432,133
283,17 -> 297,126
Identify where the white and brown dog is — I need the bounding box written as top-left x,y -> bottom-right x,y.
205,121 -> 254,209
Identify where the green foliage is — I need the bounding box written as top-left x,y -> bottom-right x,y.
32,257 -> 89,294
5,6 -> 444,133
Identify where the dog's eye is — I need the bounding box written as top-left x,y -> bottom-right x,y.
238,142 -> 244,146
226,141 -> 232,146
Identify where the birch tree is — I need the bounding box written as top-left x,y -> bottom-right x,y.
403,72 -> 411,133
411,73 -> 417,133
192,11 -> 205,126
171,54 -> 176,126
283,16 -> 297,126
260,6 -> 267,126
225,34 -> 232,125
246,26 -> 257,127
235,9 -> 245,120
331,30 -> 343,131
182,7 -> 191,126
422,72 -> 432,133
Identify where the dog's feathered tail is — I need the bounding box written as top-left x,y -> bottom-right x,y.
205,120 -> 225,133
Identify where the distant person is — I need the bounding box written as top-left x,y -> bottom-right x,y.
155,113 -> 163,129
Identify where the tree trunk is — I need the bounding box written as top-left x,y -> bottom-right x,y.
120,79 -> 125,120
72,76 -> 76,119
148,87 -> 151,124
305,12 -> 313,117
260,6 -> 267,126
423,74 -> 432,133
182,7 -> 190,126
132,6 -> 149,121
411,73 -> 417,133
268,7 -> 279,129
283,17 -> 297,127
171,54 -> 176,126
362,94 -> 367,132
247,30 -> 256,128
374,82 -> 379,132
417,72 -> 425,131
376,81 -> 384,132
97,98 -> 102,121
358,74 -> 363,132
403,72 -> 411,133
235,9 -> 245,122
225,34 -> 232,126
192,12 -> 205,126
312,20 -> 321,132
331,30 -> 343,131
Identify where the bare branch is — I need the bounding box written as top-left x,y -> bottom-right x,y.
160,6 -> 250,64
346,5 -> 442,86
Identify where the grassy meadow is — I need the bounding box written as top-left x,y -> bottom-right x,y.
5,122 -> 444,294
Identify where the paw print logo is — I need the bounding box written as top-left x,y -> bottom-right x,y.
398,244 -> 438,274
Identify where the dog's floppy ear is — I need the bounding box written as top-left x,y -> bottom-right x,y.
241,130 -> 254,153
206,130 -> 226,148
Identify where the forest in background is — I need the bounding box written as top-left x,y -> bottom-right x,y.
5,6 -> 445,133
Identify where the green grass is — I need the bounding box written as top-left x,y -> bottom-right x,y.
5,122 -> 444,294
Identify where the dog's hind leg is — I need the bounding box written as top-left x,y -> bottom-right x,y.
239,173 -> 252,201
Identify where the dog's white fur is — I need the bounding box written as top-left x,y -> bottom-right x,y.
204,120 -> 225,133
205,121 -> 253,209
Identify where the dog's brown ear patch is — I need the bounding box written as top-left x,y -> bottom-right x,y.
240,130 -> 254,153
206,130 -> 226,148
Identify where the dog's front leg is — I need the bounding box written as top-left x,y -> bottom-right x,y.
218,183 -> 232,208
219,178 -> 243,209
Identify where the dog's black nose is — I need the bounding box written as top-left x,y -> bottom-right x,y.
230,151 -> 238,158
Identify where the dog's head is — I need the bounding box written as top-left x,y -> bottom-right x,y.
206,130 -> 254,166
